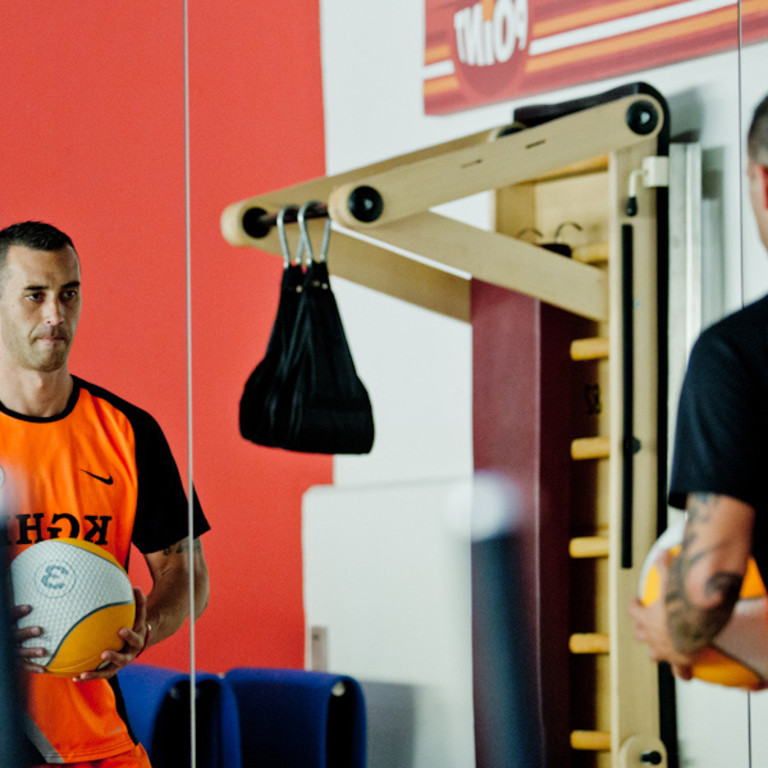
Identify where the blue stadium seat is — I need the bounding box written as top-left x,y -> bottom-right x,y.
225,668 -> 366,768
118,664 -> 242,768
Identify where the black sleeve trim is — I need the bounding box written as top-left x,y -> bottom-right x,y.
75,379 -> 210,553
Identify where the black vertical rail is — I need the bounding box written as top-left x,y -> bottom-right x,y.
622,224 -> 637,569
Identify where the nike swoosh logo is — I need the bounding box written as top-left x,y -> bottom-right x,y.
80,470 -> 114,485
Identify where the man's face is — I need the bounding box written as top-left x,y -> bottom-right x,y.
747,159 -> 768,251
0,244 -> 81,373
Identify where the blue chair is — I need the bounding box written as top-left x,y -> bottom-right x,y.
117,663 -> 187,757
225,668 -> 366,768
118,664 -> 241,768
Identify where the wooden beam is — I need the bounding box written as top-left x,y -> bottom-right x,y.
607,138 -> 663,756
220,128 -> 495,248
221,218 -> 470,322
366,212 -> 608,321
328,94 -> 664,228
329,230 -> 471,322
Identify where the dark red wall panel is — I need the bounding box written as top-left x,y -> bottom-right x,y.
472,279 -> 574,768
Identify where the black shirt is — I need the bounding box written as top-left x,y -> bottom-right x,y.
670,294 -> 768,581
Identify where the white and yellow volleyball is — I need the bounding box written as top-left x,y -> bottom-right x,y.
11,538 -> 136,677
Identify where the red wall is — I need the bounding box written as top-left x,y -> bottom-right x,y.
0,0 -> 330,671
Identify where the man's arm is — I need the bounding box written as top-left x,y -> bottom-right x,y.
629,492 -> 754,675
667,492 -> 753,654
75,536 -> 209,681
142,536 -> 210,647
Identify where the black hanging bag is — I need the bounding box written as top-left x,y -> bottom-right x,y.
267,202 -> 375,454
239,206 -> 305,446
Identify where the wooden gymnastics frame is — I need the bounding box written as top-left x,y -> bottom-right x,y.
221,87 -> 671,767
221,98 -> 660,323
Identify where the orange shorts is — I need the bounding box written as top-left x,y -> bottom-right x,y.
34,743 -> 151,768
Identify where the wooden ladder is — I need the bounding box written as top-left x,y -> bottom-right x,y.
495,132 -> 669,765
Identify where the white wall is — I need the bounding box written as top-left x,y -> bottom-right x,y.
303,480 -> 475,768
312,1 -> 768,765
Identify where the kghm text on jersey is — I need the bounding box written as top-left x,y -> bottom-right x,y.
2,513 -> 112,545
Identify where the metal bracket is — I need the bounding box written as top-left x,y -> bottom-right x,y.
627,156 -> 670,215
618,734 -> 668,767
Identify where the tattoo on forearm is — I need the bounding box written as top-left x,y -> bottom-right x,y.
666,569 -> 741,652
665,493 -> 743,654
162,538 -> 203,556
687,492 -> 715,522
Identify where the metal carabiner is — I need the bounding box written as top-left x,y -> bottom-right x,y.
277,205 -> 304,268
515,227 -> 543,243
297,201 -> 332,265
554,221 -> 583,243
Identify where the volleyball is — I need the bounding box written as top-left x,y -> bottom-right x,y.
640,523 -> 768,690
11,538 -> 136,677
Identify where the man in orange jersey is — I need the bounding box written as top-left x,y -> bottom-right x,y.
630,97 -> 768,680
1,221 -> 210,767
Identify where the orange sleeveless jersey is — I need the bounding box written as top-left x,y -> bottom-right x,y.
2,377 -> 209,764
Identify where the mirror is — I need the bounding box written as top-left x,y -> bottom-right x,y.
0,3 -> 334,765
0,5 -> 198,765
3,2 -> 766,766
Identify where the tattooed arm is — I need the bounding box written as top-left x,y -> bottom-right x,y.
629,492 -> 754,676
665,493 -> 754,655
141,536 -> 210,649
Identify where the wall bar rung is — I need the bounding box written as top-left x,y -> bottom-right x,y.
569,536 -> 610,558
571,436 -> 610,460
571,730 -> 612,751
569,633 -> 610,654
570,337 -> 610,361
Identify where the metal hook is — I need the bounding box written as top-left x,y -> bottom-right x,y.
277,205 -> 304,268
515,227 -> 543,243
298,201 -> 332,265
554,221 -> 583,243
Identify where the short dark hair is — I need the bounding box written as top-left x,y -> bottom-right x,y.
748,96 -> 768,162
0,221 -> 76,267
